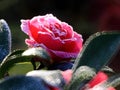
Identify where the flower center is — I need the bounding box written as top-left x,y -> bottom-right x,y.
50,23 -> 67,39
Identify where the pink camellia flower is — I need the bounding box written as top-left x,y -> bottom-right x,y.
20,14 -> 83,62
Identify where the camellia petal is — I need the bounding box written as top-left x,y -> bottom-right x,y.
49,50 -> 79,61
20,14 -> 83,62
60,22 -> 74,39
63,38 -> 82,52
20,20 -> 30,35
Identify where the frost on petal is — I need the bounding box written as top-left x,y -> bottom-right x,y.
61,22 -> 74,39
20,20 -> 30,35
46,14 -> 62,25
74,32 -> 83,42
25,39 -> 40,47
31,31 -> 64,51
27,42 -> 80,62
63,37 -> 83,53
20,14 -> 83,62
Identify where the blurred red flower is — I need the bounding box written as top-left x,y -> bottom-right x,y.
85,71 -> 116,90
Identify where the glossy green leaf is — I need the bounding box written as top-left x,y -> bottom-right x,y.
2,49 -> 25,62
22,47 -> 51,64
72,32 -> 120,72
8,49 -> 25,57
0,48 -> 51,79
22,47 -> 52,69
9,62 -> 33,75
107,74 -> 120,88
65,66 -> 96,90
0,56 -> 34,79
101,66 -> 115,75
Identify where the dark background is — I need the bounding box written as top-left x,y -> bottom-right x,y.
1,0 -> 118,49
0,0 -> 120,74
1,0 -> 120,49
0,0 -> 96,50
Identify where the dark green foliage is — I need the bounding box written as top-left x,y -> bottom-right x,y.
65,66 -> 96,90
0,48 -> 51,79
73,32 -> 120,72
107,74 -> 120,88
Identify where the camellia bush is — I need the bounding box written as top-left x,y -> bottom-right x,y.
0,14 -> 120,90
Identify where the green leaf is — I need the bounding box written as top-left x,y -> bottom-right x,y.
107,74 -> 120,88
22,47 -> 52,69
8,49 -> 25,57
9,62 -> 33,76
3,49 -> 25,61
0,55 -> 34,79
22,47 -> 51,64
65,66 -> 96,90
0,47 -> 51,79
72,32 -> 120,72
101,66 -> 115,75
0,19 -> 11,62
